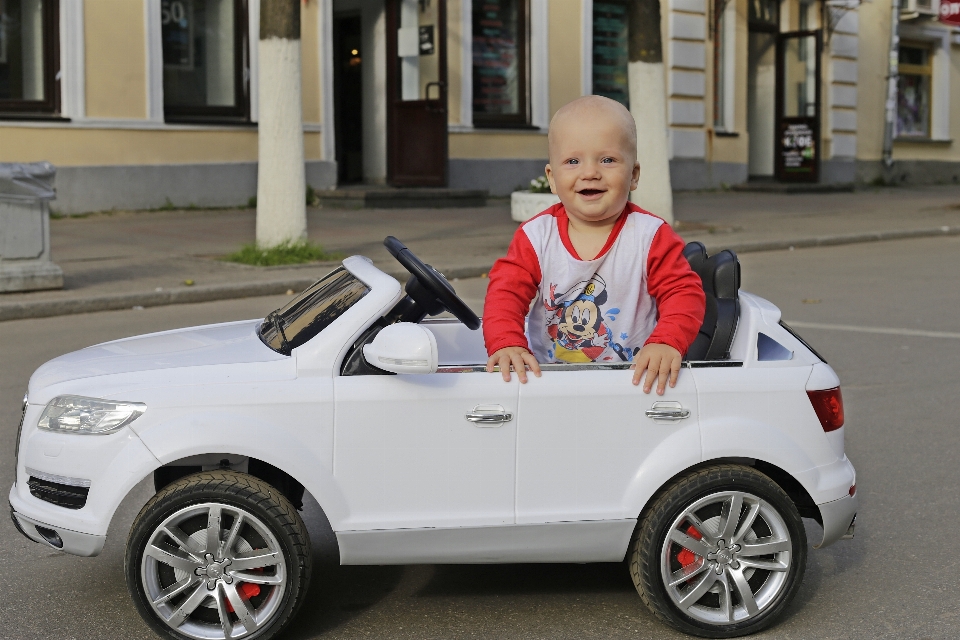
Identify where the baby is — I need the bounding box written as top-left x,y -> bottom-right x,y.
483,96 -> 706,394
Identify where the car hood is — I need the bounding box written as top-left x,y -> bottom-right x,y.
30,319 -> 288,389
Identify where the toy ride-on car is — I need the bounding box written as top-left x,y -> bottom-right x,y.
10,237 -> 858,639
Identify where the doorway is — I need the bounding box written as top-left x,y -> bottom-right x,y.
385,0 -> 448,186
775,31 -> 820,182
334,15 -> 364,184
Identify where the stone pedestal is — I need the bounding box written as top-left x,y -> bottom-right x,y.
0,163 -> 63,293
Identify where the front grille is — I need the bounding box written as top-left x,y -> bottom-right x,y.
27,477 -> 89,510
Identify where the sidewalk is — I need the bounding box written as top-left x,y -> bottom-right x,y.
2,184 -> 959,321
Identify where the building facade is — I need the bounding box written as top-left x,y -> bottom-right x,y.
0,0 -> 958,214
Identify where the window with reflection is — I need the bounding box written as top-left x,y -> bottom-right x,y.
472,0 -> 528,127
592,0 -> 630,108
896,44 -> 931,138
161,0 -> 249,122
0,0 -> 58,115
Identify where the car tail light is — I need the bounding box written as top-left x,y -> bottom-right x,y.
807,387 -> 844,432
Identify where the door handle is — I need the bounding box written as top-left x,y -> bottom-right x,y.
465,404 -> 513,426
645,401 -> 691,422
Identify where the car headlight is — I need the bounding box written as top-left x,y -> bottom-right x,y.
37,395 -> 146,435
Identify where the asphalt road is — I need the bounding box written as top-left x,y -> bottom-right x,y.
1,235 -> 959,640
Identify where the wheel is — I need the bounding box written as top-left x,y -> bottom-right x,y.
125,471 -> 312,640
629,465 -> 807,638
383,236 -> 481,329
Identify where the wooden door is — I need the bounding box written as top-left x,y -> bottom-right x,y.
775,31 -> 821,183
386,0 -> 448,186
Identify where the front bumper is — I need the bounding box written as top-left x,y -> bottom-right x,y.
10,505 -> 105,556
814,490 -> 858,549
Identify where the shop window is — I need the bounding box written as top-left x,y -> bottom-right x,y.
748,0 -> 779,29
472,0 -> 528,127
0,0 -> 58,116
896,43 -> 931,138
592,0 -> 629,108
162,0 -> 248,123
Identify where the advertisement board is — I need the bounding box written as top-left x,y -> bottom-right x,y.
940,0 -> 960,26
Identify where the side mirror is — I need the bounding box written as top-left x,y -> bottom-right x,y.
362,322 -> 438,374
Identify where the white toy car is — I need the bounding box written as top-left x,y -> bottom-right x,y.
10,237 -> 857,639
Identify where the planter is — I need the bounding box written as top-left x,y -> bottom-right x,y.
510,191 -> 560,223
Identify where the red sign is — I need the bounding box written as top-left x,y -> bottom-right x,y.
941,0 -> 960,27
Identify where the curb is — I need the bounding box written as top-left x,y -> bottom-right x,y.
0,265 -> 493,322
1,225 -> 957,322
709,224 -> 960,255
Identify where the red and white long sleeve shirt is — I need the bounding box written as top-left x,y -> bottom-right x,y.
483,202 -> 705,363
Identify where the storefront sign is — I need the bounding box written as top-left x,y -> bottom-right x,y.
780,122 -> 816,175
940,0 -> 960,27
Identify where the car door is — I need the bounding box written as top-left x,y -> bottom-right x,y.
515,365 -> 699,524
333,372 -> 518,530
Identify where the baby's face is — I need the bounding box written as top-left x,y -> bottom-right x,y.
545,105 -> 640,227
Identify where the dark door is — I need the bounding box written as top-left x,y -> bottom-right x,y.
386,0 -> 448,186
775,31 -> 821,182
334,15 -> 363,183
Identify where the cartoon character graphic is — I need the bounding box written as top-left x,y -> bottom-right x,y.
544,276 -> 635,363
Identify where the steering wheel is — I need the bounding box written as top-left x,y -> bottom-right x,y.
384,236 -> 481,330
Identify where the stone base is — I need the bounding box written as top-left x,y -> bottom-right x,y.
316,187 -> 488,209
0,260 -> 64,292
511,191 -> 560,222
53,161 -> 338,215
857,159 -> 960,186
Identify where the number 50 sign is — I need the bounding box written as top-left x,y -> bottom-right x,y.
941,0 -> 960,27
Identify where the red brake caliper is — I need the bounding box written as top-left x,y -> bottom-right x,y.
225,575 -> 262,614
676,524 -> 703,569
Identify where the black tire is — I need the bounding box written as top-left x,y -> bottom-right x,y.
125,471 -> 312,640
629,465 -> 807,638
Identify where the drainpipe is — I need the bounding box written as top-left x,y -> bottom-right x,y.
881,0 -> 901,168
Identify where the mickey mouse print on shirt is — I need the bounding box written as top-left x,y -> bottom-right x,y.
544,276 -> 638,363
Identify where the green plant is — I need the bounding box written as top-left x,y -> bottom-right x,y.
248,195 -> 257,208
528,175 -> 552,194
223,240 -> 341,266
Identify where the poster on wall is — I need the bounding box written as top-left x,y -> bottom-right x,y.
780,122 -> 816,176
161,0 -> 195,70
940,0 -> 960,26
592,1 -> 630,107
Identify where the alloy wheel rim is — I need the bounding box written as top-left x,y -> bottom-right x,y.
140,502 -> 287,639
660,490 -> 792,626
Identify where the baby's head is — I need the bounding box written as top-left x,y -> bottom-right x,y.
545,96 -> 640,226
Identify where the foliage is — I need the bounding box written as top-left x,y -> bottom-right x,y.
529,175 -> 552,194
223,240 -> 340,266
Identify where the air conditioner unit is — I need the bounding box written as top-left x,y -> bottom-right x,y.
901,0 -> 940,18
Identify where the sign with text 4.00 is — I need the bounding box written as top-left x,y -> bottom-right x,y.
941,0 -> 960,27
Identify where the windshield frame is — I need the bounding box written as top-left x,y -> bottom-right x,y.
258,267 -> 370,355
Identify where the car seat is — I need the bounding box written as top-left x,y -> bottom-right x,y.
683,241 -> 740,361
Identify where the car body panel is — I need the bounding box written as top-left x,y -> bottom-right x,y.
515,368 -> 699,524
11,254 -> 858,566
334,373 -> 519,530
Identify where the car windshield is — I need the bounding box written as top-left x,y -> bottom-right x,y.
258,267 -> 370,355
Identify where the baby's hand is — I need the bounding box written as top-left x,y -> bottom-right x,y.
631,343 -> 683,394
486,347 -> 542,383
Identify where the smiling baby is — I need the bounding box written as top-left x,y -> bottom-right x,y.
483,95 -> 706,394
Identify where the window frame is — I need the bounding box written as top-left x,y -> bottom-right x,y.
0,0 -> 60,118
895,41 -> 933,139
161,0 -> 251,124
471,0 -> 530,129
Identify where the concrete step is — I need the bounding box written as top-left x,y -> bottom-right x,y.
317,186 -> 488,209
731,181 -> 855,194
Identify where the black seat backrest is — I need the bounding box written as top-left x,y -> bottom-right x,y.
683,241 -> 741,360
